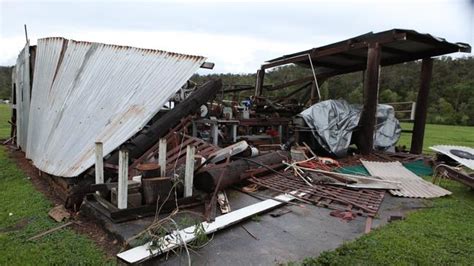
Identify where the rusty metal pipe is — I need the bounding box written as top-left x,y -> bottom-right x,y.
194,151 -> 290,192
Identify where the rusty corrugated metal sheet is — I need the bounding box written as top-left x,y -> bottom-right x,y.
25,37 -> 207,177
13,42 -> 31,150
267,29 -> 471,72
361,160 -> 451,198
430,145 -> 474,170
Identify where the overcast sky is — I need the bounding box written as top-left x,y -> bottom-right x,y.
1,0 -> 473,73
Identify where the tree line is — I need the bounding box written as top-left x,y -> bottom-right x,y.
0,56 -> 472,125
192,56 -> 474,126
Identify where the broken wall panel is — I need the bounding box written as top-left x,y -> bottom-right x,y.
249,173 -> 385,216
25,37 -> 207,177
361,160 -> 451,198
14,42 -> 31,150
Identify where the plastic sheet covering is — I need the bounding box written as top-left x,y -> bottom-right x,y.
299,100 -> 401,156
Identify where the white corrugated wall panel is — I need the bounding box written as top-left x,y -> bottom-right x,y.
361,160 -> 451,198
14,42 -> 31,150
26,38 -> 66,159
27,38 -> 206,177
430,145 -> 474,170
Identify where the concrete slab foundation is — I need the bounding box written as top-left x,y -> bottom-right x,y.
81,188 -> 429,264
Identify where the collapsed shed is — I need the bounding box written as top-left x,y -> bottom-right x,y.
12,37 -> 213,177
253,29 -> 470,155
7,29 -> 472,264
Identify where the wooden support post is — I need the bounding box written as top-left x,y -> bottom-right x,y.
410,102 -> 416,121
278,125 -> 283,143
184,145 -> 196,197
358,43 -> 381,155
231,124 -> 238,143
95,142 -> 104,185
309,82 -> 317,104
255,69 -> 265,96
212,123 -> 219,146
158,138 -> 167,176
118,148 -> 129,209
192,121 -> 197,137
410,58 -> 433,154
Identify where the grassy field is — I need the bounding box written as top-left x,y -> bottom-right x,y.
398,122 -> 474,153
302,122 -> 474,265
1,103 -> 472,265
0,104 -> 109,264
302,179 -> 474,265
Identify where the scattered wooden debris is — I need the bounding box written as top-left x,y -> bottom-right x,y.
27,221 -> 74,241
241,225 -> 259,240
48,205 -> 70,222
117,192 -> 300,264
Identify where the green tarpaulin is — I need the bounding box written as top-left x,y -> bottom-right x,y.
336,160 -> 432,177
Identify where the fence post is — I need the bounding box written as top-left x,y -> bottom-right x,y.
95,142 -> 104,185
184,145 -> 195,197
118,148 -> 129,209
158,138 -> 167,176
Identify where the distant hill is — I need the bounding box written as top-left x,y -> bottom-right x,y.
0,66 -> 12,99
1,56 -> 472,125
192,56 -> 474,126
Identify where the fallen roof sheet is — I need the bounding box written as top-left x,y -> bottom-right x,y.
25,37 -> 207,177
361,160 -> 451,198
430,145 -> 474,170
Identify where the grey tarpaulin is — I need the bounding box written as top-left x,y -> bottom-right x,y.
299,100 -> 401,156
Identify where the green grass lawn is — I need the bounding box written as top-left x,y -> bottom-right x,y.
0,104 -> 109,264
0,104 -> 11,139
302,179 -> 474,265
1,103 -> 473,265
301,122 -> 474,265
398,122 -> 474,153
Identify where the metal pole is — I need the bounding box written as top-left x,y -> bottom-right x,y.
307,54 -> 321,101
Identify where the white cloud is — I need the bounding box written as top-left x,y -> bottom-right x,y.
1,30 -> 325,73
0,36 -> 27,66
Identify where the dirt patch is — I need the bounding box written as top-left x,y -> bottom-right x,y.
4,145 -> 121,259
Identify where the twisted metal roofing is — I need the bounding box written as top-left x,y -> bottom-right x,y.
361,160 -> 451,198
430,145 -> 474,170
26,37 -> 206,177
14,42 -> 31,150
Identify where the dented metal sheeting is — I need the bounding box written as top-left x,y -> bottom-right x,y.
26,37 -> 207,177
14,42 -> 31,150
361,160 -> 451,198
26,38 -> 66,159
430,145 -> 474,170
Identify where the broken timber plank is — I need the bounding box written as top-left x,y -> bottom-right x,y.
28,222 -> 74,241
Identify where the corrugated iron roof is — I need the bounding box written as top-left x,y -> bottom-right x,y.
265,29 -> 471,75
25,37 -> 207,177
361,160 -> 451,198
430,145 -> 474,170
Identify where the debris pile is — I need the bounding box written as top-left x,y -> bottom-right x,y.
7,29 -> 471,264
